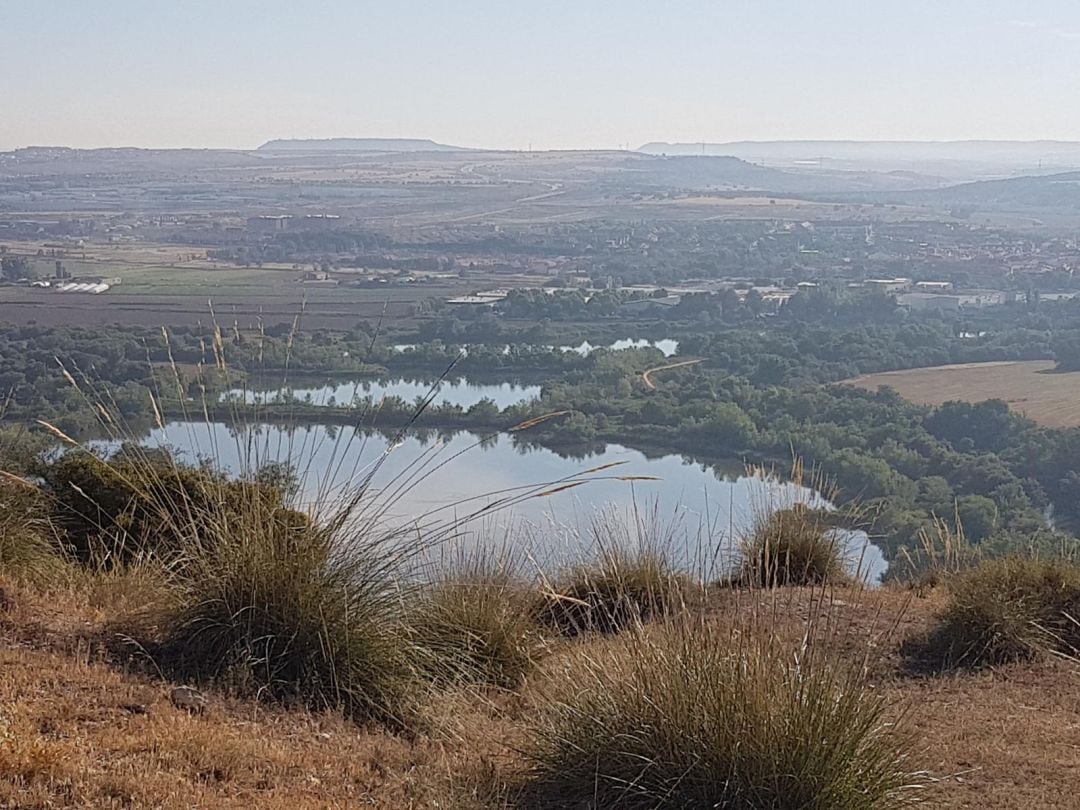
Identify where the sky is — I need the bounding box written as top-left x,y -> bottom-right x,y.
3,0 -> 1080,151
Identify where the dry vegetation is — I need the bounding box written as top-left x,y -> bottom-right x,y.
847,360 -> 1080,428
2,576 -> 1080,808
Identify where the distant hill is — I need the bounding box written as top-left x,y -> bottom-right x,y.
624,154 -> 831,193
913,170 -> 1080,209
638,141 -> 1080,182
621,154 -> 939,194
258,138 -> 470,153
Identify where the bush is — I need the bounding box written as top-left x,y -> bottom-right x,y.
41,450 -> 304,567
0,478 -> 62,583
409,558 -> 544,689
0,428 -> 61,582
540,544 -> 682,637
524,622 -> 922,809
154,517 -> 416,727
739,505 -> 846,587
919,556 -> 1080,667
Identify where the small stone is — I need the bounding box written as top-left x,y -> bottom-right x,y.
170,685 -> 208,714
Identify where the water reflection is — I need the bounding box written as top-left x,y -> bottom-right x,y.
112,420 -> 887,581
224,378 -> 541,409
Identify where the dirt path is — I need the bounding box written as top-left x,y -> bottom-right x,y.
641,358 -> 703,389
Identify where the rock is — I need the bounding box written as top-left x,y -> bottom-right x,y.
170,685 -> 208,714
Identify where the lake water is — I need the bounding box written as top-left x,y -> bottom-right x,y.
224,378 -> 542,410
121,420 -> 887,581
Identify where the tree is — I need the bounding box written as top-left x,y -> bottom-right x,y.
0,256 -> 34,281
956,495 -> 998,542
745,289 -> 765,316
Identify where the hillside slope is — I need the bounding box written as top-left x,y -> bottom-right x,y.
1,576 -> 1078,808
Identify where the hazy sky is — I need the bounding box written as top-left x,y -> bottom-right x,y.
3,0 -> 1080,151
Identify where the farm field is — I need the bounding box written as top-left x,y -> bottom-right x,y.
0,250 -> 487,328
846,360 -> 1080,427
0,285 -> 441,330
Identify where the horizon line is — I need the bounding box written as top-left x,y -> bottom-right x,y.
9,137 -> 1080,154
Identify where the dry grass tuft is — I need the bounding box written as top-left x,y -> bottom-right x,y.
148,520 -> 418,728
409,548 -> 545,689
538,513 -> 687,637
0,479 -> 63,585
522,618 -> 924,809
911,556 -> 1080,668
739,504 -> 847,587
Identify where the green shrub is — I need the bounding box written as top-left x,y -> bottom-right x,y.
920,556 -> 1080,666
739,505 -> 846,587
524,622 -> 922,809
41,450 -> 304,567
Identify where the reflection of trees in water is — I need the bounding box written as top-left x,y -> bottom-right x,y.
507,432 -> 608,462
137,421 -> 758,492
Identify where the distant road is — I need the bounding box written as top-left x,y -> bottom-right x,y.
642,359 -> 702,389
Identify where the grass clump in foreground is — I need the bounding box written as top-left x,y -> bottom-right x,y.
538,513 -> 686,637
0,477 -> 63,585
150,504 -> 418,727
736,461 -> 858,589
524,620 -> 922,809
739,504 -> 847,588
0,428 -> 64,584
409,548 -> 545,689
916,555 -> 1080,667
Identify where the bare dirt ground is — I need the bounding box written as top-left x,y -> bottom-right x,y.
846,360 -> 1080,427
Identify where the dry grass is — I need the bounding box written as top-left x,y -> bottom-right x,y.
0,576 -> 517,810
739,505 -> 847,587
408,548 -> 546,689
907,556 -> 1080,668
0,483 -> 62,586
2,577 -> 1080,807
522,617 -> 923,809
735,460 -> 859,588
846,360 -> 1080,428
537,513 -> 689,637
